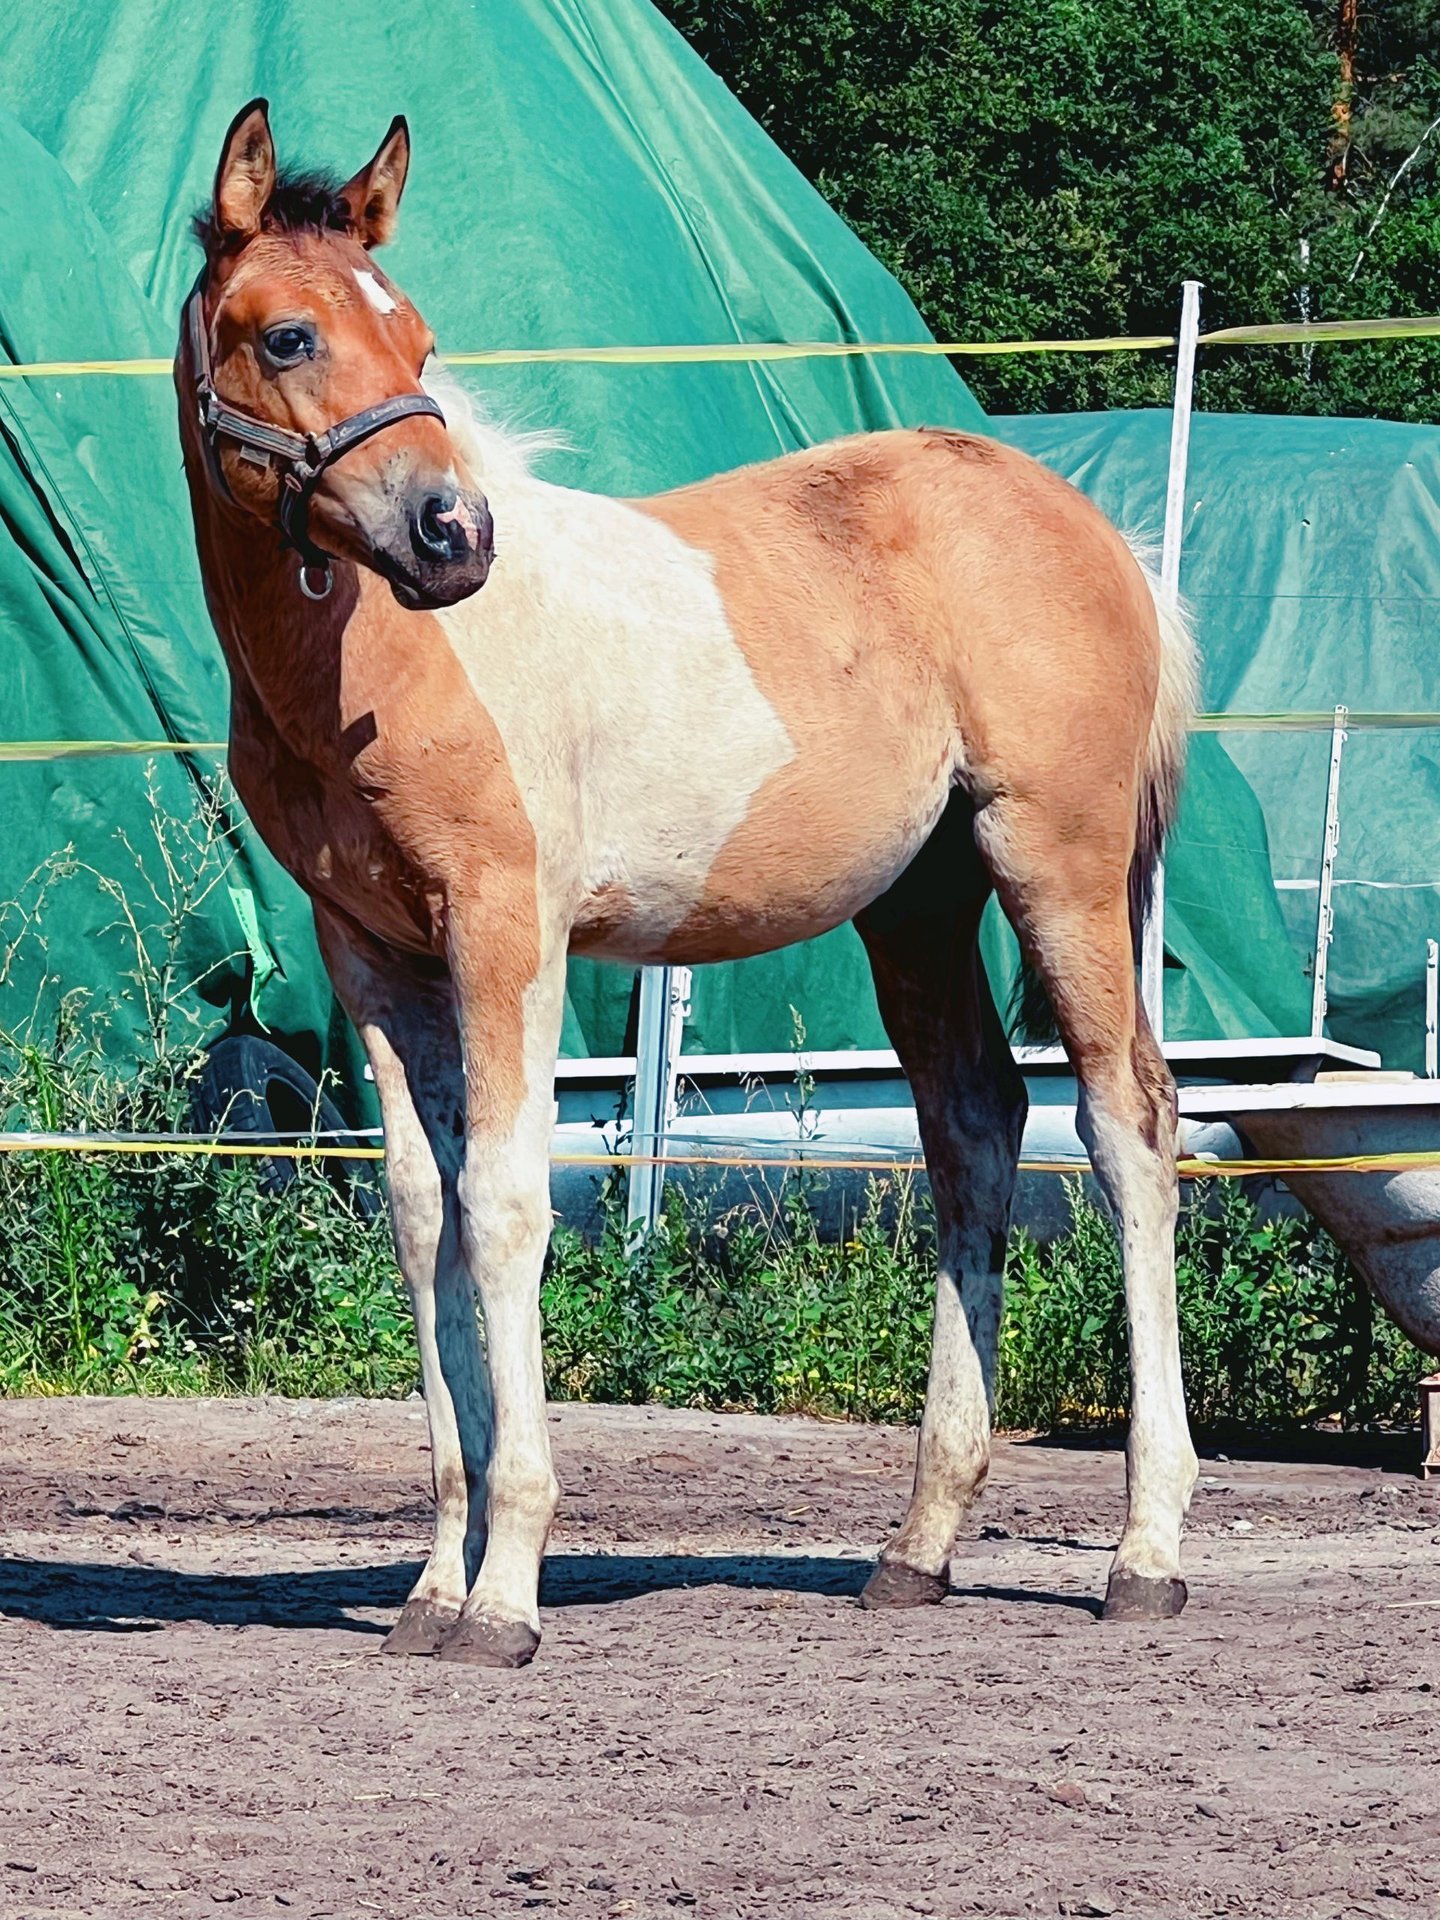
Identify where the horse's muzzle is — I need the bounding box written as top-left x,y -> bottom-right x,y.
382,486 -> 494,609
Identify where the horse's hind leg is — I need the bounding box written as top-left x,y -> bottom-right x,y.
854,815 -> 1026,1606
977,797 -> 1198,1619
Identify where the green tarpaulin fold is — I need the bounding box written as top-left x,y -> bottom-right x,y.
2,0 -> 1397,1089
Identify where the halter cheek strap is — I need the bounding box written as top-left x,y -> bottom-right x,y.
184,276 -> 446,576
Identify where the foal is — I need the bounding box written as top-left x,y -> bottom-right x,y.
178,101 -> 1200,1667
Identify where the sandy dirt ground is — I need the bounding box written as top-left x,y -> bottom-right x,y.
1,1397 -> 1438,1919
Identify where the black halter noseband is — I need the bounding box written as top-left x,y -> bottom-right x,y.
184,276 -> 446,596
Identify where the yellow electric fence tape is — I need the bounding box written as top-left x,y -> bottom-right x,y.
4,309 -> 1440,380
2,713 -> 1438,760
0,740 -> 227,761
0,1133 -> 1433,1179
1189,713 -> 1440,733
4,314 -> 1440,1180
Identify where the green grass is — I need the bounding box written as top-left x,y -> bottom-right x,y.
0,1132 -> 1423,1434
0,780 -> 1423,1433
542,1169 -> 1421,1434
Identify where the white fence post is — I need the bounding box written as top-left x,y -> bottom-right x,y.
1144,277 -> 1203,1045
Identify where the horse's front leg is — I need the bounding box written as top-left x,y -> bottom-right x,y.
314,906 -> 491,1655
436,928 -> 568,1670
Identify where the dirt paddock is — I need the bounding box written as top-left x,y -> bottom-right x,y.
1,1399 -> 1438,1920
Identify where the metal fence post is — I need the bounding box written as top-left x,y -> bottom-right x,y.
627,964 -> 691,1237
1309,705 -> 1348,1039
1144,278 -> 1203,1045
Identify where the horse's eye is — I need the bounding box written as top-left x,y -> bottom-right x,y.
263,324 -> 315,365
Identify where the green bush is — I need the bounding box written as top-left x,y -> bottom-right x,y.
0,782 -> 1422,1433
543,1173 -> 936,1421
1000,1177 -> 1418,1432
543,1170 -> 1421,1433
0,778 -> 411,1398
0,980 -> 413,1398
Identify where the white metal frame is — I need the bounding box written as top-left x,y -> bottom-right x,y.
1142,277 -> 1204,1044
1310,705 -> 1349,1039
626,964 -> 692,1234
554,1032 -> 1382,1087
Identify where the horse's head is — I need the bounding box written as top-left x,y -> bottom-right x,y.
182,100 -> 493,610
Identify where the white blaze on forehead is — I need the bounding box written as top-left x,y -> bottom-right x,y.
354,268 -> 399,315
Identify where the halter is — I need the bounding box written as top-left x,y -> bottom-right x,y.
184,275 -> 446,598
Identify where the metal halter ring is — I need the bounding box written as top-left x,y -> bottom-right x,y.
297,561 -> 334,601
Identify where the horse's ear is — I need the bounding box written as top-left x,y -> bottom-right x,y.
339,116 -> 410,249
213,98 -> 276,245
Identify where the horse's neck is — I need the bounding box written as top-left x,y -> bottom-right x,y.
192,501 -> 356,760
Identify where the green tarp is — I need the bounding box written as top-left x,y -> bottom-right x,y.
0,0 -> 1402,1087
0,0 -> 983,1090
1000,409 -> 1440,1072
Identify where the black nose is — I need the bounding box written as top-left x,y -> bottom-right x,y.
412,491 -> 473,565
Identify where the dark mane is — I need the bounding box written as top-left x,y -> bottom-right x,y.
191,166 -> 352,255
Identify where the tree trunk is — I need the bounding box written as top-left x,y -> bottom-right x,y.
1328,0 -> 1360,189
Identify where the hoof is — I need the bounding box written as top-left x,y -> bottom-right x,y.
436,1612 -> 541,1669
1102,1569 -> 1188,1621
860,1560 -> 949,1610
382,1598 -> 460,1657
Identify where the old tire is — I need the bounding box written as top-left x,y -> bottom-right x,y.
192,1034 -> 382,1218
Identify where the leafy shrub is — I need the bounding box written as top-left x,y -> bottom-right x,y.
1000,1178 -> 1417,1432
543,1172 -> 936,1421
0,782 -> 1422,1434
657,0 -> 1440,422
544,1171 -> 1421,1433
0,779 -> 410,1398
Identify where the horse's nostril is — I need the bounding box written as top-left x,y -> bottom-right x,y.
412,492 -> 465,564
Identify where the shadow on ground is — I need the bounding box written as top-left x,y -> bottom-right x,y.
0,1552 -> 1108,1633
0,1551 -> 874,1634
1021,1425 -> 1420,1473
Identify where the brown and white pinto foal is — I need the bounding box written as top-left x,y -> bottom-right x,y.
178,102 -> 1200,1667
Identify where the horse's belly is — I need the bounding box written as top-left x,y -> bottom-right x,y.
570,762 -> 954,965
